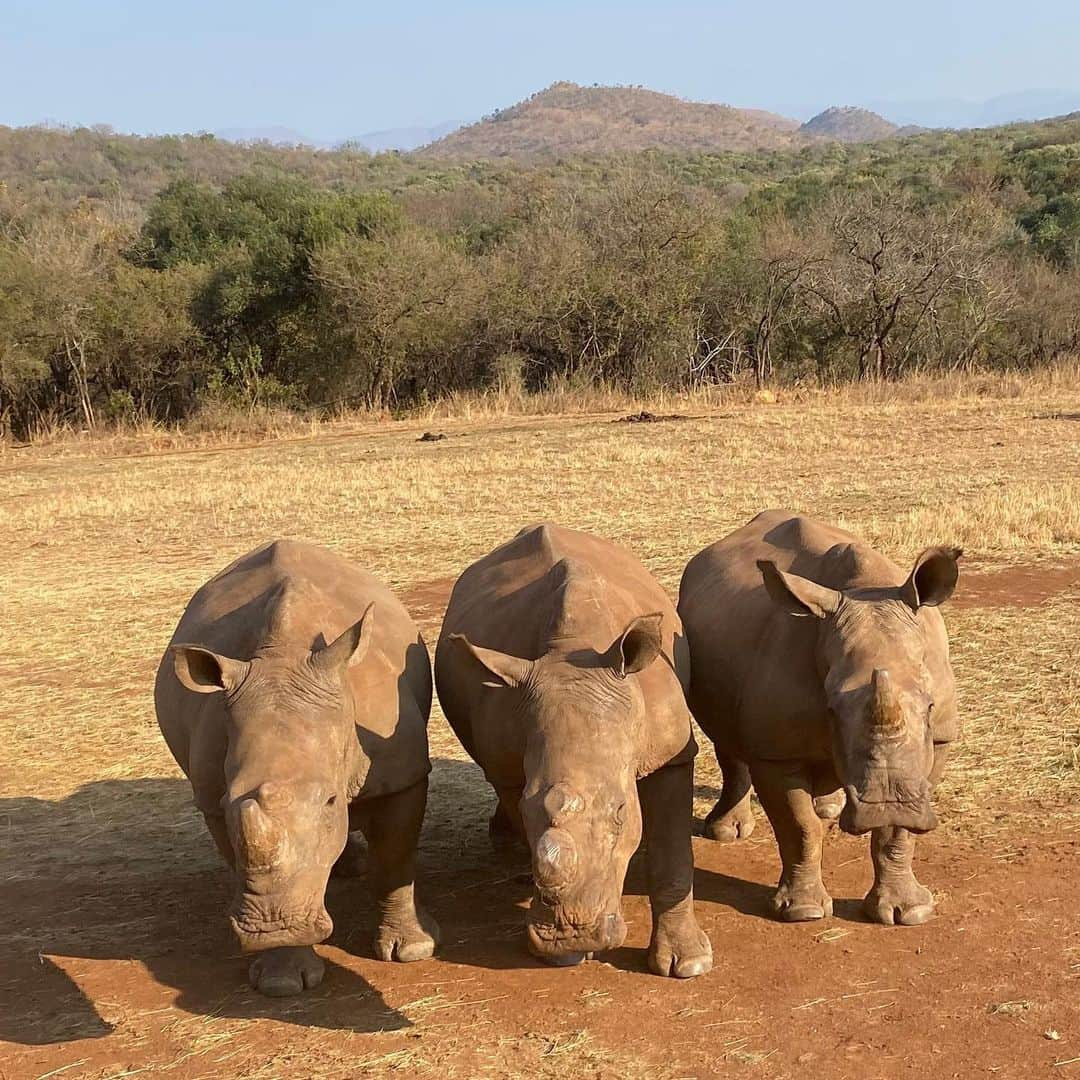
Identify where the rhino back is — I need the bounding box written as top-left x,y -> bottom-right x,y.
436,524 -> 692,780
155,540 -> 431,804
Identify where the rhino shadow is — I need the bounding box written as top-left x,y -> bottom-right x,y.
0,778 -> 411,1047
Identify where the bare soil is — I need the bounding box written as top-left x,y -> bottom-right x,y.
2,815 -> 1078,1079
2,560 -> 1078,1079
953,560 -> 1080,609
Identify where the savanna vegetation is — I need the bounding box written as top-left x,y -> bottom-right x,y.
3,109 -> 1080,438
3,379 -> 1077,1077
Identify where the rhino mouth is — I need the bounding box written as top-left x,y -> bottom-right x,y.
839,785 -> 938,836
230,895 -> 333,952
526,909 -> 626,958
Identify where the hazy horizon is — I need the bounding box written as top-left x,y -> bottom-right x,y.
4,0 -> 1080,143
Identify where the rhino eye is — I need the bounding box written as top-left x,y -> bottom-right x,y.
613,803 -> 627,829
325,795 -> 338,808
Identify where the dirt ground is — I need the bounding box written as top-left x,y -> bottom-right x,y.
1,392 -> 1077,1078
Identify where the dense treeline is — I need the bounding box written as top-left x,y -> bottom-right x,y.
2,114 -> 1080,436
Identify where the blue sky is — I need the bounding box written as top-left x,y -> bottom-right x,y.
2,0 -> 1079,138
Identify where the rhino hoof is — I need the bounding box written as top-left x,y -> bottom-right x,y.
864,896 -> 934,926
863,879 -> 934,926
249,946 -> 325,997
780,903 -> 828,922
703,814 -> 755,843
375,907 -> 440,963
772,883 -> 833,922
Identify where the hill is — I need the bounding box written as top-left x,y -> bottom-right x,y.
418,82 -> 800,159
800,106 -> 899,142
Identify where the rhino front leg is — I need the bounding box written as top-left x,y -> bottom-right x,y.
355,779 -> 440,963
864,742 -> 947,925
864,827 -> 934,925
750,759 -> 832,921
702,752 -> 755,842
638,762 -> 713,979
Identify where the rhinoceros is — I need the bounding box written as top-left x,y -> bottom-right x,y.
434,524 -> 712,977
155,540 -> 438,996
678,511 -> 961,926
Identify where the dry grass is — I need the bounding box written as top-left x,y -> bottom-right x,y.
1,370 -> 1078,1077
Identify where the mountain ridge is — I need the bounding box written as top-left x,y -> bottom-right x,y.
417,81 -> 801,159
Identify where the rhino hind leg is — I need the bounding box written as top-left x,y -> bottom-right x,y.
750,759 -> 833,922
702,754 -> 756,842
249,945 -> 325,996
356,779 -> 440,963
331,830 -> 367,878
863,826 -> 934,926
489,786 -> 529,858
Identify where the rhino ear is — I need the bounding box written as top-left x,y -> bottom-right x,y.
757,560 -> 841,619
172,645 -> 251,694
313,602 -> 375,673
449,634 -> 533,688
901,547 -> 962,610
611,612 -> 664,678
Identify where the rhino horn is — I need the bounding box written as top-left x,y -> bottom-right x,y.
237,797 -> 288,870
534,828 -> 576,889
868,668 -> 904,740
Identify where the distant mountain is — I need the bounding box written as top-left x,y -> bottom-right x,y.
418,81 -> 800,159
215,126 -> 317,147
801,106 -> 898,143
215,122 -> 459,154
775,90 -> 1080,130
342,122 -> 457,153
883,89 -> 1080,129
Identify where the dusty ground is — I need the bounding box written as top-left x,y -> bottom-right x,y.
1,385 -> 1078,1078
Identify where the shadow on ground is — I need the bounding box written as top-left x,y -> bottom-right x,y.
0,758 -> 816,1047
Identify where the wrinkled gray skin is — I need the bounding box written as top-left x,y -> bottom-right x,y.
678,511 -> 961,926
435,524 -> 712,978
155,541 -> 439,996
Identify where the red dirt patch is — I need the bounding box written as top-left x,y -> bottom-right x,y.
3,804 -> 1078,1079
400,576 -> 456,621
953,560 -> 1080,609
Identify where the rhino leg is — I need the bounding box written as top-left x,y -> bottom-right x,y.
812,765 -> 845,823
702,753 -> 755,842
248,946 -> 325,996
331,831 -> 367,879
201,811 -> 236,869
863,827 -> 934,926
639,762 -> 713,979
750,759 -> 833,922
863,744 -> 947,925
355,779 -> 440,963
489,785 -> 528,857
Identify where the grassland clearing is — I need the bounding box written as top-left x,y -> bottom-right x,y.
1,373 -> 1078,1077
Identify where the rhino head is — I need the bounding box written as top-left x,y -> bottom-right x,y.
758,548 -> 961,836
171,604 -> 374,952
449,613 -> 664,964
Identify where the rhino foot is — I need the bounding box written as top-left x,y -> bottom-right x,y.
813,790 -> 845,822
648,915 -> 713,979
702,804 -> 755,843
248,946 -> 325,997
771,879 -> 833,922
864,878 -> 934,926
375,904 -> 440,963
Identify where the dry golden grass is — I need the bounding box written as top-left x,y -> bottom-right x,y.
1,369 -> 1078,1077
